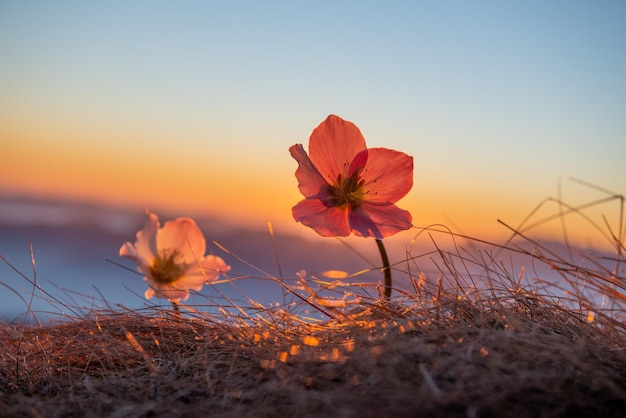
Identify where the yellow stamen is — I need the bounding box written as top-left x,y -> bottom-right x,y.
328,172 -> 366,209
149,249 -> 186,284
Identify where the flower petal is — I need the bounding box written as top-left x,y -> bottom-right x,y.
144,287 -> 156,300
360,148 -> 413,204
347,148 -> 369,177
289,144 -> 329,198
145,285 -> 190,302
156,217 -> 206,264
143,277 -> 200,301
349,202 -> 413,239
192,255 -> 231,282
171,273 -> 207,292
119,210 -> 159,267
180,254 -> 230,282
292,199 -> 351,237
119,241 -> 139,264
308,115 -> 367,182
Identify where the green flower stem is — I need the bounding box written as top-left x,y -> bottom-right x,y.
376,239 -> 392,300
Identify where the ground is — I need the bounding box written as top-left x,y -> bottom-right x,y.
2,290 -> 625,418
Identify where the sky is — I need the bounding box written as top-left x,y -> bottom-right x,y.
1,0 -> 625,249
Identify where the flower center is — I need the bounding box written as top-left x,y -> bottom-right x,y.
328,173 -> 366,209
149,249 -> 187,284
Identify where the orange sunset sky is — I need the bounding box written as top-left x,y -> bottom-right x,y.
1,1 -> 625,250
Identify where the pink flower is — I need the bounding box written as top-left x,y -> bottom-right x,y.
119,211 -> 230,302
290,115 -> 413,239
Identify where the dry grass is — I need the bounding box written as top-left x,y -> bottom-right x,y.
1,288 -> 625,418
2,188 -> 626,417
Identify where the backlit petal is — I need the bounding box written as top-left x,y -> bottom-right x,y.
347,148 -> 369,177
156,217 -> 206,264
144,287 -> 156,300
119,242 -> 141,265
204,255 -> 231,276
119,210 -> 159,267
309,115 -> 366,182
193,255 -> 231,282
292,199 -> 351,237
289,144 -> 329,198
360,148 -> 413,204
171,272 -> 206,292
146,285 -> 190,302
119,242 -> 151,275
144,277 -> 198,301
349,202 -> 413,239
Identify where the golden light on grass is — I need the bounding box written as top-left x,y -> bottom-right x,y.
303,335 -> 320,347
125,331 -> 146,355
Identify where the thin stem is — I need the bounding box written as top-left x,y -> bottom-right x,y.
376,238 -> 392,300
171,300 -> 181,318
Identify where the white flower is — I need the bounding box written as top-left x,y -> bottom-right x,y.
120,210 -> 230,302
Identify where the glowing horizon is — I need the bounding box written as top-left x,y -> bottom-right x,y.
2,110 -> 624,250
2,141 -> 621,252
1,1 -> 625,250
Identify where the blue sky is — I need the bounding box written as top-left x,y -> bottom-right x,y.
1,0 -> 625,246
